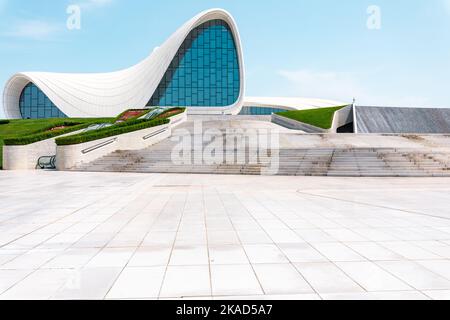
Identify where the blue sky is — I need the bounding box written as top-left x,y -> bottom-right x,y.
1,0 -> 450,118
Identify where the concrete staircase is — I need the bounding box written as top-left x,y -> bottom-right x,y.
75,136 -> 450,177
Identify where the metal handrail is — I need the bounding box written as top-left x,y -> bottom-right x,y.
82,138 -> 118,154
143,127 -> 168,140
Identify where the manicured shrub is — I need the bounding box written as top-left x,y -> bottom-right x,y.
3,121 -> 105,146
55,118 -> 170,146
0,120 -> 10,125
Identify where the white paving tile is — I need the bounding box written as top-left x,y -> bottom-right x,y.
283,219 -> 316,229
345,242 -> 403,261
53,267 -> 123,300
169,245 -> 209,266
321,291 -> 430,300
264,229 -> 304,244
106,232 -> 147,248
379,241 -> 441,260
352,228 -> 400,242
0,254 -> 19,266
160,266 -> 211,298
0,270 -> 34,295
236,230 -> 273,244
416,260 -> 450,281
2,171 -> 450,299
1,250 -> 61,270
142,231 -> 177,247
412,241 -> 450,259
85,248 -> 135,268
209,245 -> 249,265
294,262 -> 364,294
243,244 -> 289,264
377,261 -> 450,290
175,231 -> 207,245
3,233 -> 54,250
336,261 -> 412,292
208,231 -> 241,246
107,267 -> 166,299
128,246 -> 172,267
294,229 -> 335,243
1,269 -> 72,300
253,264 -> 313,295
278,243 -> 327,263
423,290 -> 450,300
211,264 -> 262,297
44,248 -> 100,269
324,229 -> 368,242
311,243 -> 365,262
215,294 -> 321,300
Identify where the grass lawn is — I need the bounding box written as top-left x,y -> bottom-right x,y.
0,118 -> 113,169
277,105 -> 348,130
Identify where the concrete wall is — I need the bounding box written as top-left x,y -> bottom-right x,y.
332,105 -> 354,132
56,111 -> 187,171
355,106 -> 450,134
3,139 -> 57,170
56,124 -> 171,171
271,105 -> 353,133
2,129 -> 85,170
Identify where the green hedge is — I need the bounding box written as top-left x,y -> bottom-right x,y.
0,120 -> 10,125
56,118 -> 170,146
3,121 -> 106,146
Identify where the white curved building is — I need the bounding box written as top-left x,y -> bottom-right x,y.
2,8 -> 343,119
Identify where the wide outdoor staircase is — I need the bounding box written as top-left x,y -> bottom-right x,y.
75,135 -> 450,177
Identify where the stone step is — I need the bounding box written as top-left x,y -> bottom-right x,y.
76,168 -> 450,177
75,137 -> 450,177
84,161 -> 447,170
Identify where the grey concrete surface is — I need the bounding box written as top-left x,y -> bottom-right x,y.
355,106 -> 450,134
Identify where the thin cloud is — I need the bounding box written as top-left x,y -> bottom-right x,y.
278,69 -> 432,107
278,69 -> 364,103
2,19 -> 62,40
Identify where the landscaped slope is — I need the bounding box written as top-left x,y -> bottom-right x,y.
277,106 -> 347,130
55,108 -> 185,146
0,118 -> 113,169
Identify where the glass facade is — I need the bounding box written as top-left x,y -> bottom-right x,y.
239,106 -> 288,116
148,19 -> 240,108
19,82 -> 67,119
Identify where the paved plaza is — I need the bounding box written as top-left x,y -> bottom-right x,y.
1,171 -> 450,300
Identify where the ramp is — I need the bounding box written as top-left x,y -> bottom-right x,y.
355,106 -> 450,134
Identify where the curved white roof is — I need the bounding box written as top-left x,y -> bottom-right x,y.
244,96 -> 347,111
2,9 -> 246,118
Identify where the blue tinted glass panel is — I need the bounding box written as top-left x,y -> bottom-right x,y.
148,20 -> 240,107
19,83 -> 67,119
239,107 -> 288,116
